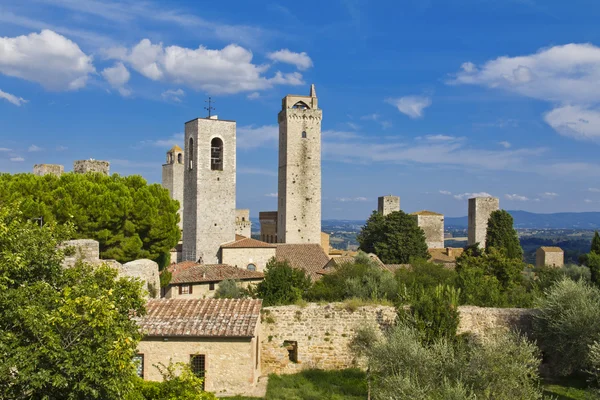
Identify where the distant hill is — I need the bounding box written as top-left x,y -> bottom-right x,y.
445,211 -> 600,229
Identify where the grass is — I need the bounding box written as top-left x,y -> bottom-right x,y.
542,377 -> 595,400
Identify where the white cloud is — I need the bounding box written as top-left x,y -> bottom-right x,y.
267,49 -> 313,70
140,133 -> 184,148
0,148 -> 12,152
505,193 -> 529,201
590,188 -> 600,193
10,157 -> 24,162
585,199 -> 594,203
0,89 -> 27,106
336,197 -> 369,202
161,88 -> 185,102
28,145 -> 42,152
386,96 -> 432,119
0,30 -> 94,90
439,190 -> 452,195
544,105 -> 600,141
499,141 -> 511,148
453,192 -> 493,200
247,92 -> 260,100
419,135 -> 462,143
56,145 -> 68,151
237,125 -> 278,149
265,193 -> 278,198
108,39 -> 304,94
101,62 -> 131,96
541,192 -> 559,198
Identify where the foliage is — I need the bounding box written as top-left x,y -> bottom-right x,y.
265,369 -> 367,400
485,209 -> 523,260
127,362 -> 217,400
531,264 -> 591,293
408,285 -> 460,344
0,173 -> 180,268
215,279 -> 248,299
533,278 -> 600,376
395,258 -> 456,302
358,322 -> 542,400
592,231 -> 600,254
586,252 -> 600,287
357,210 -> 429,264
256,259 -> 311,306
589,341 -> 600,394
160,269 -> 172,288
0,206 -> 147,400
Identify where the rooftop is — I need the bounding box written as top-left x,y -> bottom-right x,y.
428,247 -> 464,263
169,145 -> 182,152
275,243 -> 330,280
411,210 -> 443,216
139,298 -> 262,338
168,263 -> 264,284
221,235 -> 276,249
540,246 -> 564,253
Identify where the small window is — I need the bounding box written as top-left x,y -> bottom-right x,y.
133,354 -> 144,378
302,131 -> 307,139
179,284 -> 192,295
190,354 -> 206,389
292,101 -> 309,110
209,282 -> 215,291
283,340 -> 298,363
210,137 -> 223,171
177,153 -> 182,164
188,138 -> 194,170
247,264 -> 256,271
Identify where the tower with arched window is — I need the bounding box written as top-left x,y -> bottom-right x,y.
162,145 -> 185,230
182,115 -> 237,264
277,84 -> 322,244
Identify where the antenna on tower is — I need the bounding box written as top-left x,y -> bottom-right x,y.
204,97 -> 216,118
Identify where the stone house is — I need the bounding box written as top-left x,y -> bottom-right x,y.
164,262 -> 264,298
136,298 -> 262,395
221,235 -> 276,272
536,246 -> 564,268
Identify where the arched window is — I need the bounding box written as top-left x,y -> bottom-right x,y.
247,264 -> 256,271
293,101 -> 309,110
302,131 -> 307,139
210,137 -> 223,171
188,138 -> 194,170
177,153 -> 182,164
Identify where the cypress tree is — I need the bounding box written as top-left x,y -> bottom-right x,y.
485,210 -> 523,260
591,231 -> 600,254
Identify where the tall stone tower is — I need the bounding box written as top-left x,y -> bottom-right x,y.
182,116 -> 236,264
378,196 -> 400,216
73,159 -> 110,175
277,84 -> 322,244
162,145 -> 184,230
467,196 -> 499,249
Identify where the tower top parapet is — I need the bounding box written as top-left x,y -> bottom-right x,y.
281,84 -> 318,111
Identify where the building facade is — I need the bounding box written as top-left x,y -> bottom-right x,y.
235,209 -> 252,238
467,197 -> 499,249
162,145 -> 185,230
378,195 -> 400,216
277,85 -> 322,244
536,246 -> 564,268
259,211 -> 278,243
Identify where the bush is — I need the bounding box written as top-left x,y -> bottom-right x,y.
533,278 -> 600,376
408,285 -> 460,344
214,279 -> 247,299
395,259 -> 456,302
255,259 -> 311,306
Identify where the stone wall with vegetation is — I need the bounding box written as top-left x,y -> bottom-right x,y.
260,303 -> 534,374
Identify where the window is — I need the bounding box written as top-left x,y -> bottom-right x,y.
177,153 -> 182,164
179,284 -> 192,295
302,131 -> 307,138
283,341 -> 298,363
255,337 -> 259,369
188,138 -> 194,170
247,264 -> 256,271
292,101 -> 309,109
209,282 -> 215,291
133,354 -> 144,378
210,138 -> 223,171
190,354 -> 206,389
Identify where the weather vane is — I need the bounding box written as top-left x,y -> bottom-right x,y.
205,97 -> 216,118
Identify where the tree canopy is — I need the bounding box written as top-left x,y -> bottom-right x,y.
357,211 -> 429,264
256,259 -> 311,306
0,172 -> 180,268
485,210 -> 523,260
592,231 -> 600,254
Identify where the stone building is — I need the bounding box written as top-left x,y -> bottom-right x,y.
73,159 -> 110,175
411,210 -> 444,249
164,262 -> 263,299
536,246 -> 564,268
259,211 -> 278,243
235,209 -> 252,238
162,145 -> 185,230
221,235 -> 277,272
467,196 -> 499,249
183,116 -> 236,264
136,298 -> 262,395
277,85 -> 322,244
378,195 -> 400,216
428,247 -> 464,268
33,164 -> 64,177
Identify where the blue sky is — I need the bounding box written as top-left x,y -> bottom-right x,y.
2,0 -> 600,219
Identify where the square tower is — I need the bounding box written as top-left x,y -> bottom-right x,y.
467,196 -> 499,249
536,246 -> 564,268
411,211 -> 444,249
162,145 -> 184,230
182,116 -> 236,264
378,195 -> 400,216
259,211 -> 278,243
277,84 -> 322,244
235,209 -> 252,238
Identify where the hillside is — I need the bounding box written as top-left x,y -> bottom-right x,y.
445,210 -> 600,229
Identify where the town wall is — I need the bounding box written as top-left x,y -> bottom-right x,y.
221,247 -> 276,272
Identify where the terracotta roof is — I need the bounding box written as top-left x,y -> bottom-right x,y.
221,235 -> 276,249
275,244 -> 330,280
411,210 -> 443,216
428,247 -> 464,263
323,256 -> 355,270
139,298 -> 262,338
540,246 -> 563,253
168,263 -> 264,284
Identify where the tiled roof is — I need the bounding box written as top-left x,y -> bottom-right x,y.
139,298 -> 262,338
221,236 -> 276,249
540,246 -> 563,253
323,256 -> 355,270
411,210 -> 443,216
275,244 -> 330,280
168,263 -> 264,284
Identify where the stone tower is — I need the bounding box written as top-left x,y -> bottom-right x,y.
235,209 -> 252,238
467,196 -> 499,249
411,211 -> 444,249
73,159 -> 110,175
378,196 -> 400,216
277,84 -> 322,244
162,145 -> 184,230
182,116 -> 236,264
33,164 -> 64,177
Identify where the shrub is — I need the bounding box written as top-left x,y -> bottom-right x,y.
214,279 -> 247,299
409,285 -> 460,344
395,259 -> 456,303
533,278 -> 600,376
256,259 -> 311,306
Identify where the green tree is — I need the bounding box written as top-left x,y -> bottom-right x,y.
486,210 -> 523,260
214,279 -> 247,299
588,252 -> 600,286
0,206 -> 147,399
256,259 -> 312,306
0,173 -> 180,268
357,210 -> 429,264
409,285 -> 461,344
592,231 -> 600,254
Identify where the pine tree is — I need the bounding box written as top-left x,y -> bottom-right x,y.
591,231 -> 600,254
485,210 -> 523,260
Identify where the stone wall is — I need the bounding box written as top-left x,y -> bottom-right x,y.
33,164 -> 64,177
61,239 -> 101,268
458,306 -> 533,337
222,247 -> 276,272
120,259 -> 161,299
467,197 -> 499,248
73,159 -> 110,175
378,195 -> 400,216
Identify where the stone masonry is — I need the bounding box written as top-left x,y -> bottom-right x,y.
378,195 -> 400,216
162,145 -> 185,230
73,159 -> 110,175
536,246 -> 564,268
277,84 -> 322,244
183,116 -> 236,264
33,164 -> 64,177
235,209 -> 252,238
259,211 -> 278,243
467,196 -> 499,248
411,211 -> 444,249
